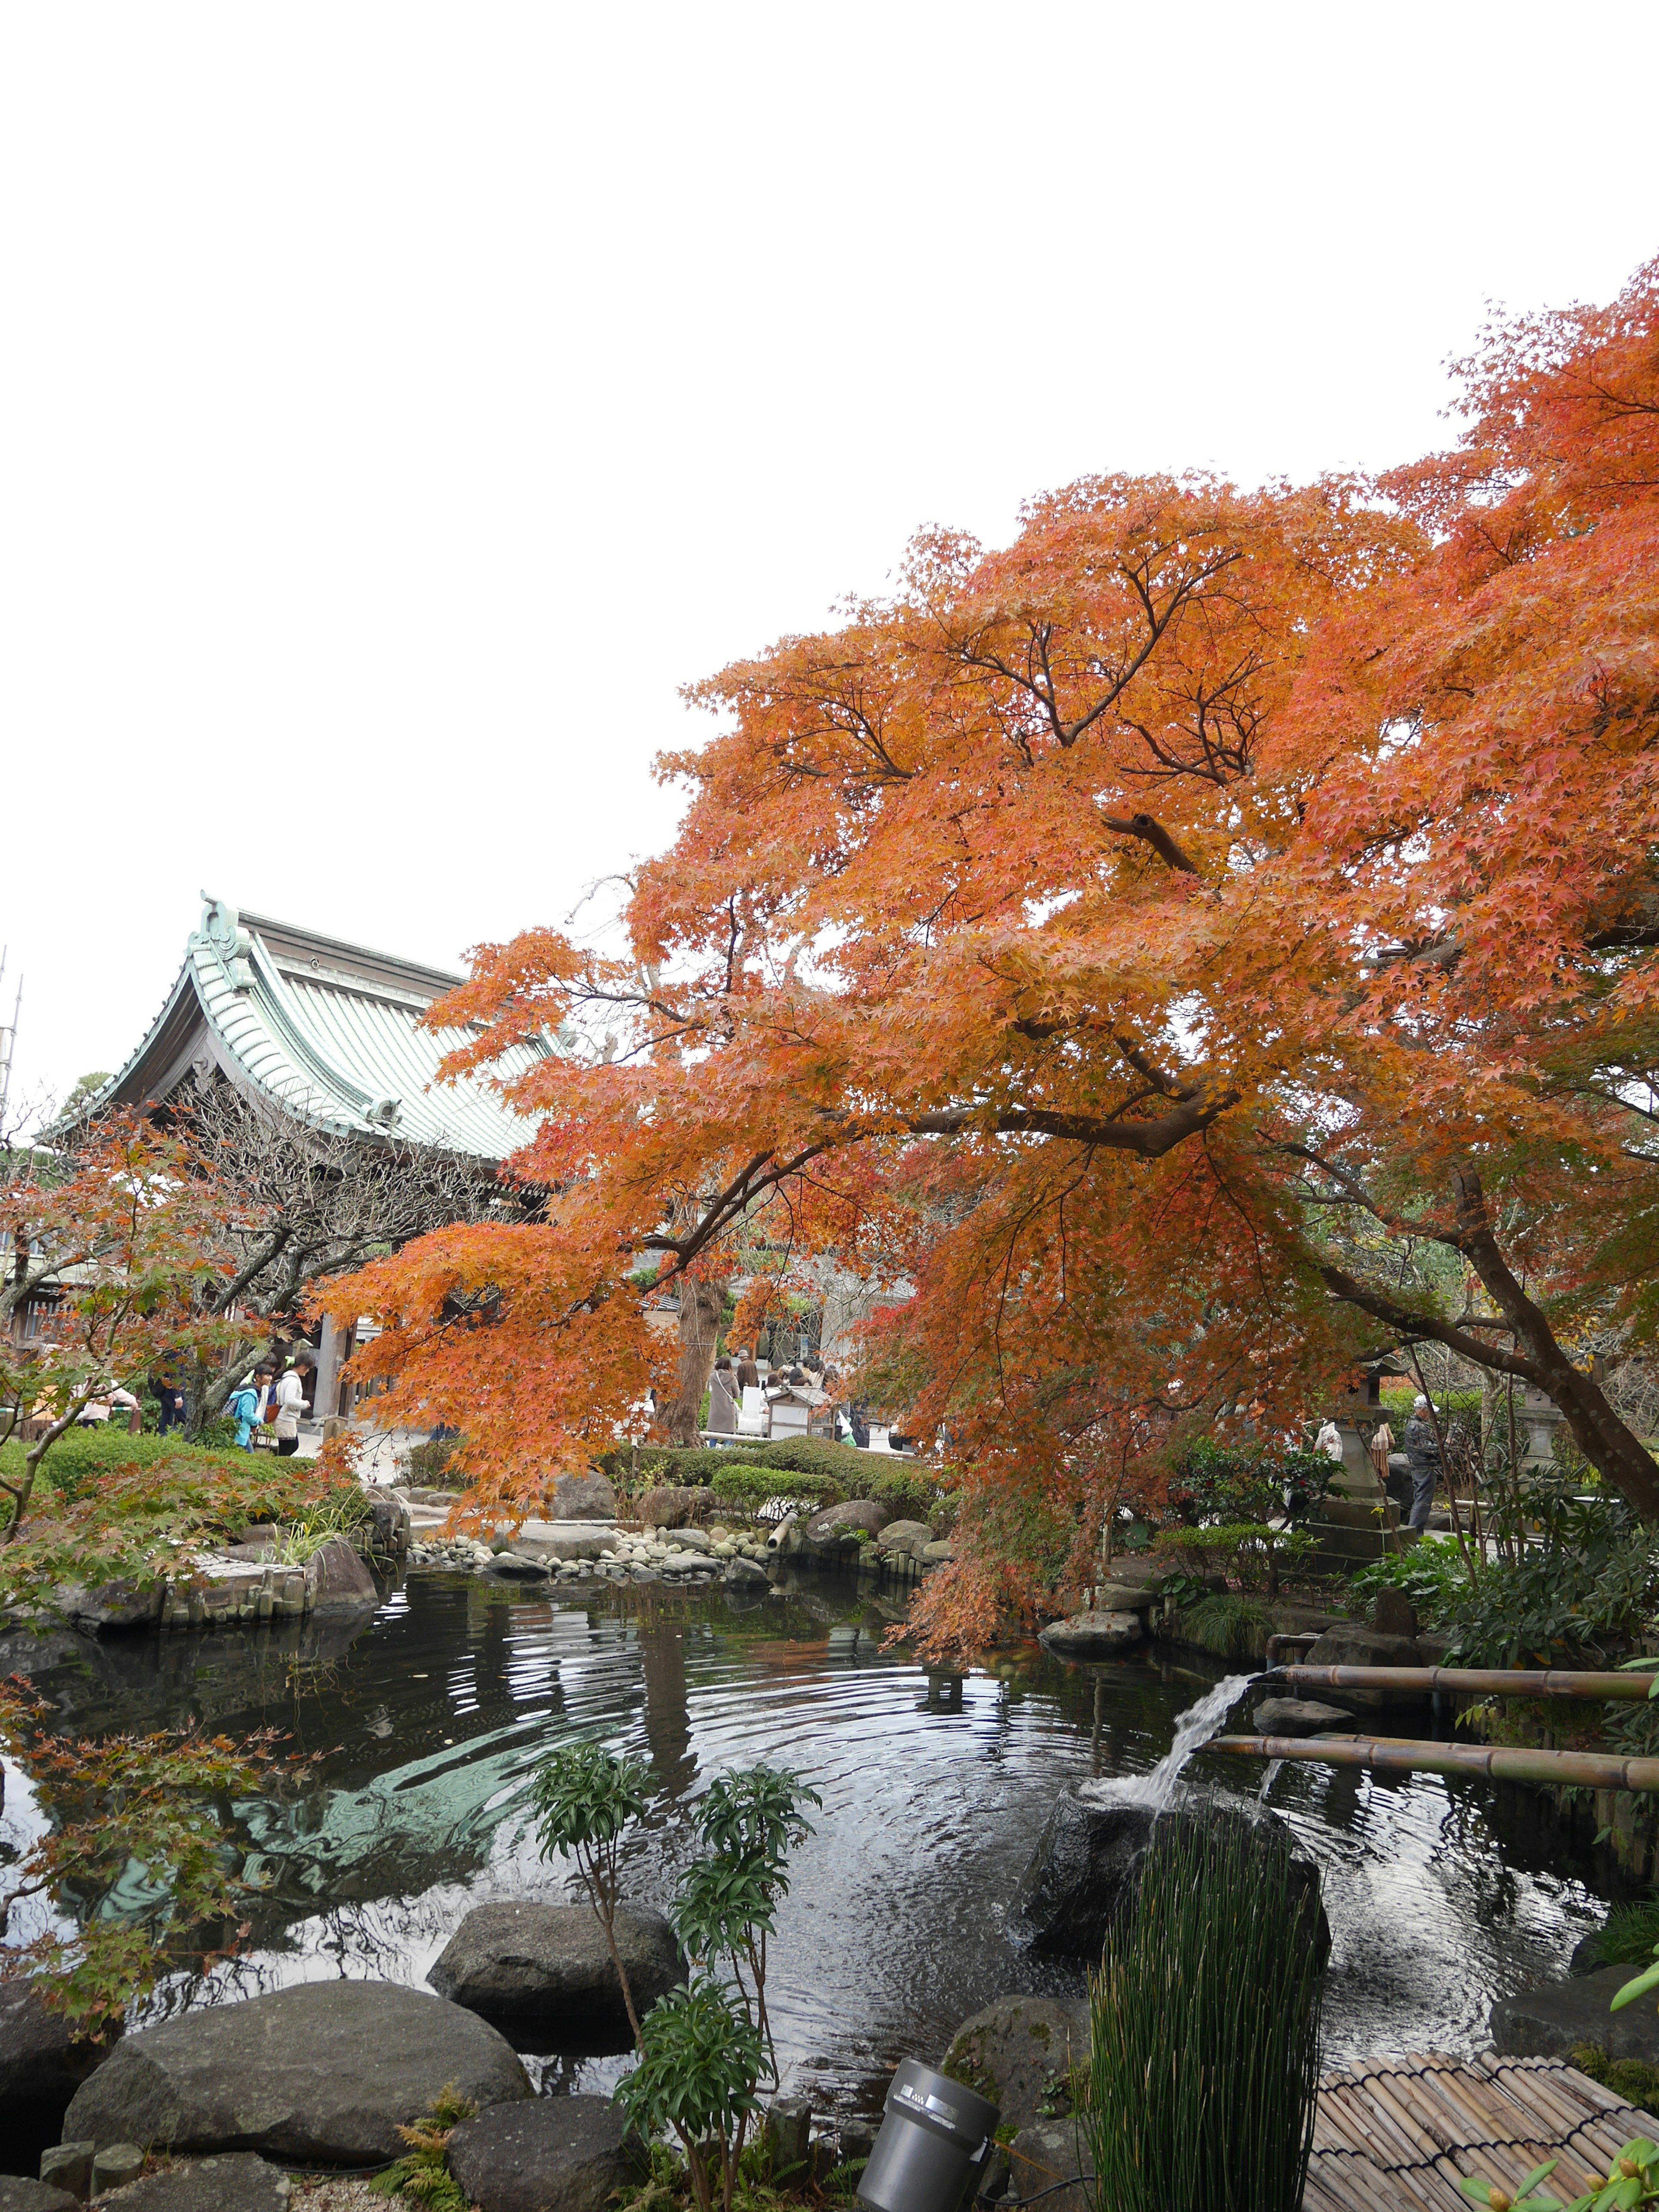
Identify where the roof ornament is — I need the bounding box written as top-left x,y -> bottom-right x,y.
198,893 -> 254,990
365,1096 -> 403,1129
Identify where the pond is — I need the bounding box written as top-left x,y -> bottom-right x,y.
0,1568 -> 1624,2120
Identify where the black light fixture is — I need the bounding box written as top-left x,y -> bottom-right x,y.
858,2059 -> 1000,2212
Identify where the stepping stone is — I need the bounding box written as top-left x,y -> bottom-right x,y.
446,2094 -> 644,2212
97,2152 -> 290,2208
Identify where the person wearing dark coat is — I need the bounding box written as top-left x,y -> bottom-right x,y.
1401,1396 -> 1442,1531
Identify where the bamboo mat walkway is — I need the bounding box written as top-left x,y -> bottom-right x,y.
1305,2052 -> 1658,2210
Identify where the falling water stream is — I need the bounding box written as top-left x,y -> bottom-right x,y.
1077,1673 -> 1257,1812
0,1572 -> 1625,2132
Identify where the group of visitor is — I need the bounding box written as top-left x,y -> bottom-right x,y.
706,1348 -> 835,1438
224,1351 -> 316,1453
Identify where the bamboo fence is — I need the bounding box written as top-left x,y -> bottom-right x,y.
1304,2051 -> 1658,2211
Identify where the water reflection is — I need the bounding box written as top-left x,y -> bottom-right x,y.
0,1573 -> 1625,2111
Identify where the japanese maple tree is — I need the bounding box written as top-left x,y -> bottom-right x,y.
331,259 -> 1659,1629
0,1114 -> 238,1539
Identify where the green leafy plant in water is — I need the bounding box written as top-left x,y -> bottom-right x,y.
368,2080 -> 477,2209
672,1765 -> 820,2092
614,1977 -> 767,2212
529,1739 -> 652,2041
1083,1816 -> 1322,2212
528,1749 -> 818,2212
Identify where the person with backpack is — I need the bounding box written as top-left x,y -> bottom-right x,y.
226,1372 -> 265,1449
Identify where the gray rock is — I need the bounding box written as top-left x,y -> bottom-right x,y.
665,1528 -> 715,1554
802,1500 -> 894,1545
0,1981 -> 119,2152
365,1494 -> 410,1554
1007,1788 -> 1327,1964
446,2094 -> 643,2212
302,1536 -> 378,1614
427,1903 -> 684,2047
765,2097 -> 814,2183
1252,1697 -> 1359,1738
922,1541 -> 956,1564
1039,1612 -> 1144,1659
0,2180 -> 77,2212
1011,2119 -> 1093,2212
639,1486 -> 701,1528
37,2145 -> 92,2199
725,1556 -> 769,1583
547,1470 -> 618,1520
62,1980 -> 529,2161
874,1519 -> 933,1560
1491,1966 -> 1659,2063
487,1553 -> 552,1580
97,2153 -> 290,2209
1370,1588 -> 1417,1639
941,1997 -> 1090,2136
1300,1622 -> 1425,1707
92,2144 -> 143,2192
56,1581 -> 162,1632
1090,1583 -> 1159,1614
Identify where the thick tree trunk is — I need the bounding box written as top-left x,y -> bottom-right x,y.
661,1275 -> 725,1446
1451,1173 -> 1659,1520
1321,1169 -> 1659,1522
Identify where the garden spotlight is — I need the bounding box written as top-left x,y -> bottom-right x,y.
857,2059 -> 1000,2212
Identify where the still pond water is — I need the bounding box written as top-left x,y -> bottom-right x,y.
1,1569 -> 1623,2113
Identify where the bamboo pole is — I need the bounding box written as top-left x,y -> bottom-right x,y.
1269,1663 -> 1655,1701
1213,1733 -> 1659,1791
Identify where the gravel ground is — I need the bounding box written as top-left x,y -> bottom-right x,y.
293,2180 -> 404,2211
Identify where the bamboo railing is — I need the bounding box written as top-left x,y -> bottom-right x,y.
1213,1732 -> 1659,1791
1268,1663 -> 1655,1701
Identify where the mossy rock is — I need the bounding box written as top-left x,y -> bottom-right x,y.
939,1996 -> 1090,2133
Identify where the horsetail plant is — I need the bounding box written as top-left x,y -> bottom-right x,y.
1083,1815 -> 1324,2212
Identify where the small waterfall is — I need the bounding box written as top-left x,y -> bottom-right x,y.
1258,1757 -> 1285,1801
1079,1673 -> 1255,1812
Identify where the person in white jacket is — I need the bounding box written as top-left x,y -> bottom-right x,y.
272,1354 -> 314,1457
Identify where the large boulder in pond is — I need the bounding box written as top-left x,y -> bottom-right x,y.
446,2094 -> 645,2212
0,1981 -> 119,2166
1298,1622 -> 1426,1709
1491,1967 -> 1659,2064
547,1469 -> 617,1520
427,1902 -> 684,2048
301,1535 -> 377,1613
1039,1611 -> 1144,1659
640,1485 -> 702,1528
802,1500 -> 893,1547
940,1997 -> 1090,2136
874,1519 -> 934,1560
61,1980 -> 530,2161
1007,1788 -> 1327,1964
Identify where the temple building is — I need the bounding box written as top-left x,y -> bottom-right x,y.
64,893 -> 552,1416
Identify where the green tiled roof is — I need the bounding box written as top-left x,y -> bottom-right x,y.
69,896 -> 553,1162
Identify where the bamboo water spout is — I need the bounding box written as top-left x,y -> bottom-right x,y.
1212,1733 -> 1659,1792
1268,1664 -> 1656,1701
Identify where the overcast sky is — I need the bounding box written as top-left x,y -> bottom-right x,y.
3,2 -> 1656,1114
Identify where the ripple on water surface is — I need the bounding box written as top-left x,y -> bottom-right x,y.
0,1572 -> 1618,2108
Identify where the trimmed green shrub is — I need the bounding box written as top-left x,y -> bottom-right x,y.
1085,1815 -> 1322,2212
709,1464 -> 845,1514
1,1426 -> 270,1508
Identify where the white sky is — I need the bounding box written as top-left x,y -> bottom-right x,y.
3,1 -> 1656,1111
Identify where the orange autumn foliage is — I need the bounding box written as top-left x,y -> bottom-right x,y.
331,261 -> 1659,1652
